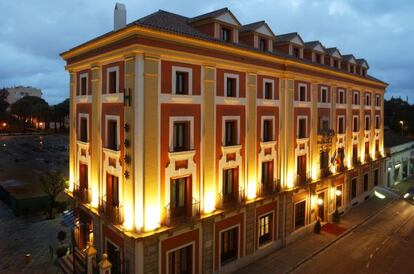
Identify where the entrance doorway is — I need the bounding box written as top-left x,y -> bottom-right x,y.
317,192 -> 325,221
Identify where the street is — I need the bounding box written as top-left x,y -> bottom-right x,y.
295,199 -> 414,274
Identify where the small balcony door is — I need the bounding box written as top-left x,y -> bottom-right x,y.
79,163 -> 88,190
317,192 -> 325,221
297,155 -> 307,184
223,168 -> 238,203
170,176 -> 191,218
261,161 -> 273,193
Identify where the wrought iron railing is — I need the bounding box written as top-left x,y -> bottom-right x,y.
163,198 -> 200,226
295,172 -> 312,186
73,182 -> 92,204
99,196 -> 124,225
217,188 -> 246,209
257,179 -> 280,197
317,129 -> 335,144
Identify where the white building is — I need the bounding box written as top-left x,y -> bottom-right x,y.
1,86 -> 42,105
384,129 -> 414,187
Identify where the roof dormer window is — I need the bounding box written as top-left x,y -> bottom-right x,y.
221,27 -> 231,42
315,54 -> 322,64
293,47 -> 300,58
259,38 -> 267,52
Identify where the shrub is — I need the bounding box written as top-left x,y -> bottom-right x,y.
56,246 -> 68,258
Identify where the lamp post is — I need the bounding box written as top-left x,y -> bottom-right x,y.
400,120 -> 404,136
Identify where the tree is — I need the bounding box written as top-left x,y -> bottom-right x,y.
10,96 -> 49,130
0,88 -> 9,120
54,98 -> 69,130
41,171 -> 68,219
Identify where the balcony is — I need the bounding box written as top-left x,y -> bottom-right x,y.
99,196 -> 124,225
257,179 -> 280,197
295,173 -> 312,187
320,167 -> 332,178
73,182 -> 91,204
218,188 -> 246,209
352,156 -> 361,166
163,198 -> 200,226
317,129 -> 335,145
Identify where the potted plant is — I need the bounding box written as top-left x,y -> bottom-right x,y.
333,209 -> 340,223
314,218 -> 321,234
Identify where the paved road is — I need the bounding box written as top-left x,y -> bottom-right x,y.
295,199 -> 414,274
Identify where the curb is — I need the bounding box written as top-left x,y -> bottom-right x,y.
286,199 -> 394,274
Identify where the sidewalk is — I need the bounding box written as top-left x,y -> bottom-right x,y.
236,197 -> 391,274
388,177 -> 414,195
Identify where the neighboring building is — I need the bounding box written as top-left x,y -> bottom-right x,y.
0,86 -> 42,105
384,129 -> 414,187
61,5 -> 387,274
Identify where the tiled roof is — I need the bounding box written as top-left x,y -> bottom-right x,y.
342,54 -> 356,61
274,32 -> 301,43
61,8 -> 387,86
304,41 -> 326,52
356,58 -> 369,68
326,47 -> 342,56
187,7 -> 229,23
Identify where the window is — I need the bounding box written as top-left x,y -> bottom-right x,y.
221,27 -> 231,42
225,120 -> 237,146
374,169 -> 379,186
259,214 -> 272,246
298,84 -> 307,101
353,116 -> 359,132
365,93 -> 371,106
293,47 -> 300,58
353,92 -> 359,105
107,241 -> 121,274
320,118 -> 329,131
363,173 -> 369,192
320,151 -> 329,174
79,117 -> 88,142
175,71 -> 189,95
261,161 -> 273,187
351,178 -> 357,199
320,87 -> 328,103
264,81 -> 273,99
80,74 -> 88,95
221,227 -> 238,265
263,119 -> 273,142
294,201 -> 306,230
333,59 -> 339,68
297,155 -> 307,184
365,142 -> 369,157
107,174 -> 119,207
338,89 -> 345,104
259,38 -> 267,51
108,69 -> 118,94
298,118 -> 307,139
353,144 -> 358,164
226,77 -> 237,97
173,122 -> 189,152
168,245 -> 192,274
336,185 -> 343,209
338,116 -> 345,134
223,168 -> 237,202
365,116 -> 370,131
171,177 -> 187,217
375,116 -> 380,129
375,94 -> 381,107
315,54 -> 322,64
107,119 -> 118,151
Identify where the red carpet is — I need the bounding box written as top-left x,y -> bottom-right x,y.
321,223 -> 347,236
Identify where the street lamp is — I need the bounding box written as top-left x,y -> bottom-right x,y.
400,120 -> 404,136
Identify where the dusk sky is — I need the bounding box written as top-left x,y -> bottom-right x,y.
1,0 -> 412,104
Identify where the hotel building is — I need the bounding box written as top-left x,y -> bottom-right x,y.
61,5 -> 387,274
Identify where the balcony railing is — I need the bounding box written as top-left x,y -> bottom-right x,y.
353,156 -> 361,166
73,182 -> 91,204
217,188 -> 246,209
258,179 -> 280,197
295,172 -> 312,186
99,196 -> 124,225
163,198 -> 200,226
317,129 -> 335,144
320,167 -> 332,178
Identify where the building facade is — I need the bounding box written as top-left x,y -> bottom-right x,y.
1,86 -> 42,105
384,129 -> 414,187
61,7 -> 387,274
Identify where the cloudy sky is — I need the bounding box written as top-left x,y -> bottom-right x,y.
1,0 -> 412,104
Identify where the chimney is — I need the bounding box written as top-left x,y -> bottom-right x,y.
114,3 -> 126,31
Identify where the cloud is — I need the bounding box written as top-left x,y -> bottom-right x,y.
1,0 -> 413,103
